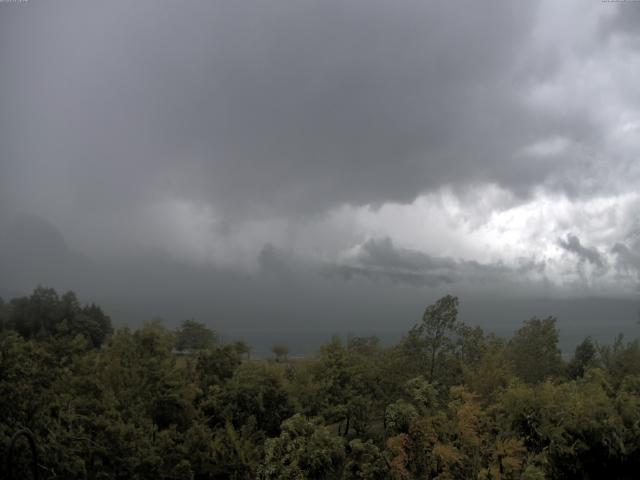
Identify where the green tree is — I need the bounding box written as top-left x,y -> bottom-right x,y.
599,335 -> 640,388
342,439 -> 389,480
207,420 -> 265,479
4,287 -> 112,347
271,344 -> 289,362
465,337 -> 513,401
258,414 -> 345,480
567,336 -> 598,379
384,400 -> 418,437
0,297 -> 8,332
175,319 -> 217,352
224,362 -> 293,436
312,337 -> 357,434
508,317 -> 563,384
8,286 -> 61,339
402,295 -> 463,385
195,343 -> 244,391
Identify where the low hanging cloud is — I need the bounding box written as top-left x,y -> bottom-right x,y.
558,233 -> 605,268
328,237 -> 543,287
1,215 -> 639,339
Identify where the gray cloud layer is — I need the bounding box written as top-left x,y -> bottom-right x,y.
2,0 -> 616,222
2,1 -> 640,336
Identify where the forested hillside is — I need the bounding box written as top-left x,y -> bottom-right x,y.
2,288 -> 640,479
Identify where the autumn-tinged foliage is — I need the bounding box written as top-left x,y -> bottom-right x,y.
2,287 -> 640,479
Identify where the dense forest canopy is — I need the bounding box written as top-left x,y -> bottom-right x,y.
2,287 -> 640,479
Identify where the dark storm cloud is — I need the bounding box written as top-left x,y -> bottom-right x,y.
558,233 -> 605,268
1,0 -> 639,338
1,0 -> 589,225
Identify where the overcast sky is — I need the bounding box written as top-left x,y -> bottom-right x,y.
1,0 -> 640,337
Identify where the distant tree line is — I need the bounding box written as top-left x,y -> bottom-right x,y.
1,288 -> 640,479
0,286 -> 112,347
